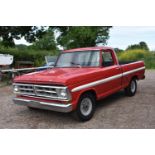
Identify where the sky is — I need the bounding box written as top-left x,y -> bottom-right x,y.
15,26 -> 155,50
107,26 -> 155,50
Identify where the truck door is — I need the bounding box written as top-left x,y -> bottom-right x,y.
98,50 -> 122,97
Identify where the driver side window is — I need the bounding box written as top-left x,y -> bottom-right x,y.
102,51 -> 114,67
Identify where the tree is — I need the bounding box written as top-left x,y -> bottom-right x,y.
114,48 -> 124,52
0,26 -> 112,49
31,29 -> 57,51
51,26 -> 112,49
139,41 -> 149,51
0,26 -> 46,47
126,41 -> 149,51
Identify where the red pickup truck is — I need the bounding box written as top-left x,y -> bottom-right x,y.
13,47 -> 145,121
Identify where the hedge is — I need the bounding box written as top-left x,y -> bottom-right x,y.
117,49 -> 155,69
0,47 -> 58,67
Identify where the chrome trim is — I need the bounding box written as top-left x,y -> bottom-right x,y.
13,98 -> 72,113
19,88 -> 34,91
35,89 -> 57,94
13,83 -> 67,89
20,94 -> 70,101
13,83 -> 69,101
72,66 -> 145,92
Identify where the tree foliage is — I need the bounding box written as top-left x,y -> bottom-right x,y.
30,29 -> 57,51
0,26 -> 46,47
51,26 -> 112,49
0,26 -> 112,50
126,41 -> 149,51
114,48 -> 124,53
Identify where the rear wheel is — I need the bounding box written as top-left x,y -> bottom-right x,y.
125,78 -> 137,96
74,93 -> 96,121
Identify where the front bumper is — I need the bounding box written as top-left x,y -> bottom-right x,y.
13,98 -> 72,113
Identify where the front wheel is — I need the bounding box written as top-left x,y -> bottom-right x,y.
27,106 -> 38,110
74,93 -> 96,121
125,78 -> 137,96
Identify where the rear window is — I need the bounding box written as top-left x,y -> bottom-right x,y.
102,51 -> 114,67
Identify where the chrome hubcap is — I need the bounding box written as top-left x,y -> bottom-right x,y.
80,98 -> 93,116
131,80 -> 136,93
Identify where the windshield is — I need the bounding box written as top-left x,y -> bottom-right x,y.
55,50 -> 100,67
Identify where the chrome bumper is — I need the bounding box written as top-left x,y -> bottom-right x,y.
13,98 -> 72,113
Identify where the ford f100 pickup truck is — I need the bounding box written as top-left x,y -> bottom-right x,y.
13,47 -> 145,121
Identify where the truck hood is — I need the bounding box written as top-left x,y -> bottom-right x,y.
14,68 -> 99,86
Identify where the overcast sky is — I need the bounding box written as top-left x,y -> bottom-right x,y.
15,26 -> 155,50
107,26 -> 155,50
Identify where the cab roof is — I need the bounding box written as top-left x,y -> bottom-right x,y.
64,46 -> 114,52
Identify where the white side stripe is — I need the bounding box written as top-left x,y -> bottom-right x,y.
71,66 -> 145,92
72,73 -> 122,92
122,66 -> 145,76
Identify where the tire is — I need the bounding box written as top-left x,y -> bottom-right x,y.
0,72 -> 2,81
27,106 -> 37,110
125,78 -> 137,97
74,93 -> 96,122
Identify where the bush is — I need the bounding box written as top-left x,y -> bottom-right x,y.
118,49 -> 147,61
117,49 -> 155,69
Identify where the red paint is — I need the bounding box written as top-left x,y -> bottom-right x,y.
14,47 -> 145,111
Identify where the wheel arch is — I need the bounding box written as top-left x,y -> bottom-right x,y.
79,89 -> 97,101
71,88 -> 98,111
131,75 -> 138,81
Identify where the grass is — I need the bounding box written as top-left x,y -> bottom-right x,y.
0,73 -> 12,87
0,81 -> 11,87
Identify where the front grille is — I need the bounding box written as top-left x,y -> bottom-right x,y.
34,85 -> 58,98
17,84 -> 35,95
14,83 -> 67,100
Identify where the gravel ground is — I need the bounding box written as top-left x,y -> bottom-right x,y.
0,70 -> 155,129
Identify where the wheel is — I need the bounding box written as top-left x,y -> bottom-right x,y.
74,93 -> 96,121
125,78 -> 137,97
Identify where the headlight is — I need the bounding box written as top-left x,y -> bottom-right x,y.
56,88 -> 71,100
59,89 -> 67,98
13,85 -> 19,93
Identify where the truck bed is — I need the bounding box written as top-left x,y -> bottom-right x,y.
119,60 -> 145,82
119,61 -> 137,65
